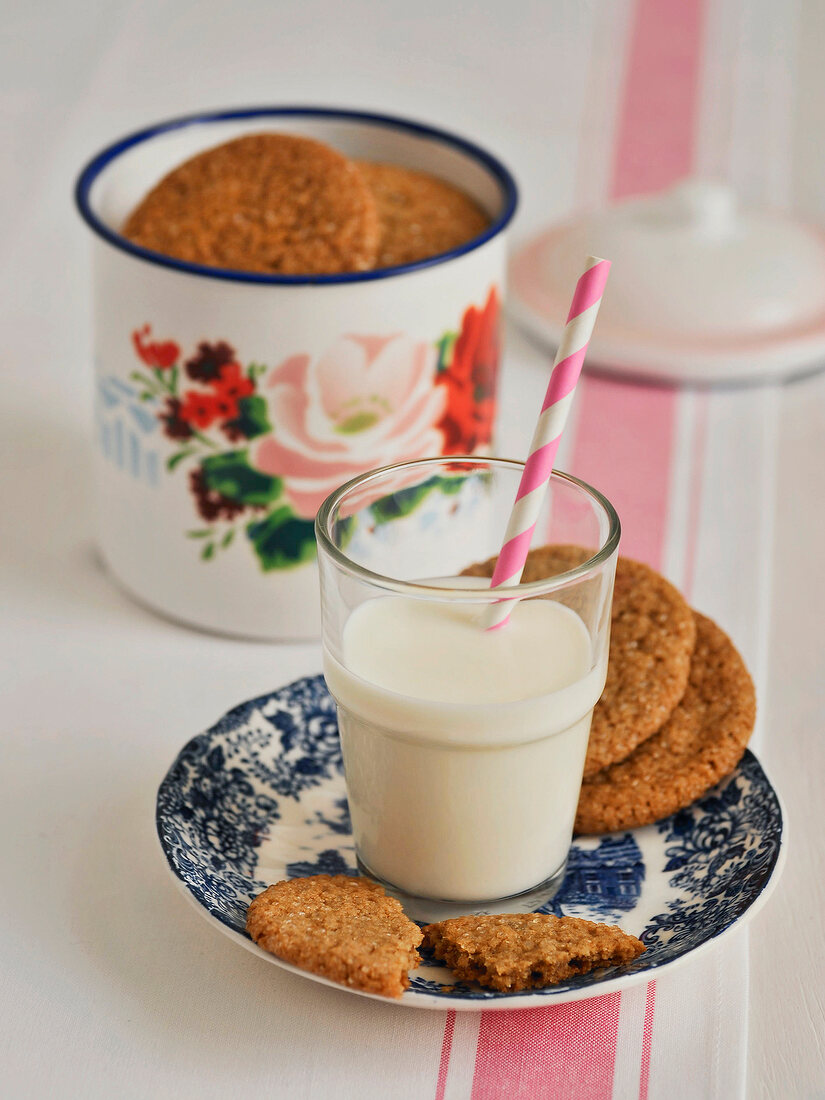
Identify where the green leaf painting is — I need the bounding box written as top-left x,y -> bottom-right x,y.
370,476 -> 441,525
226,395 -> 271,440
200,450 -> 282,507
246,507 -> 317,571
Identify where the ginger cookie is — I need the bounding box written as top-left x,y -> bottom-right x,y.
586,555 -> 697,776
357,161 -> 489,268
122,133 -> 380,275
462,547 -> 697,777
246,875 -> 422,998
575,612 -> 756,835
422,913 -> 645,992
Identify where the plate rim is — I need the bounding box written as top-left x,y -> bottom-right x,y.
156,679 -> 787,1011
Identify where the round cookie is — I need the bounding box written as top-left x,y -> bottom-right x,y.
586,555 -> 696,776
122,133 -> 380,275
461,547 -> 697,777
575,612 -> 756,835
246,875 -> 422,998
357,161 -> 489,267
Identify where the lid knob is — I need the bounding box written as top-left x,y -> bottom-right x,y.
665,180 -> 736,235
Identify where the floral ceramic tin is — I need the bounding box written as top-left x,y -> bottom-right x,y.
75,107 -> 517,639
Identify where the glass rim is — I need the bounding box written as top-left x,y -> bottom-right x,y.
315,456 -> 621,601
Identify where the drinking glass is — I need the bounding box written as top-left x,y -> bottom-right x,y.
316,457 -> 620,920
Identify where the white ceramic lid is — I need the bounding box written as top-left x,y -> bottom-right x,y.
545,181 -> 825,336
511,180 -> 825,383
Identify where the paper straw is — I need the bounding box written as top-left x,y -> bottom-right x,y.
484,255 -> 610,630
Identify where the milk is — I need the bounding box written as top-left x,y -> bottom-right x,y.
324,591 -> 606,904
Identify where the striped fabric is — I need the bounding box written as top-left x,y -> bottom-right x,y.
432,0 -> 775,1096
0,0 -> 801,1096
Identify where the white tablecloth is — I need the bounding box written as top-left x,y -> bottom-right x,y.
2,1 -> 824,1097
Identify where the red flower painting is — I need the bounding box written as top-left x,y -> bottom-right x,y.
179,390 -> 219,430
132,325 -> 180,370
214,361 -> 255,403
436,287 -> 500,454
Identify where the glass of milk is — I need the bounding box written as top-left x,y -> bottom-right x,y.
316,457 -> 620,921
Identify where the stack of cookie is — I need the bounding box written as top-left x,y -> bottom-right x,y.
121,133 -> 490,275
577,556 -> 756,834
465,547 -> 756,834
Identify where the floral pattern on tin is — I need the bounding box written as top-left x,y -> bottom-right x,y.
115,288 -> 500,571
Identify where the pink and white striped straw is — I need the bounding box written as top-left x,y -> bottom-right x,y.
485,255 -> 611,630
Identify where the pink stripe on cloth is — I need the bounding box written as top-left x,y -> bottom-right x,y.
569,376 -> 678,566
612,0 -> 706,198
435,1011 -> 456,1100
471,995 -> 622,1100
639,983 -> 657,1100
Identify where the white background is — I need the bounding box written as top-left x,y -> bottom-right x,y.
2,1 -> 824,1097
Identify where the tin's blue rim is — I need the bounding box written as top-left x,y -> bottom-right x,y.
74,105 -> 518,286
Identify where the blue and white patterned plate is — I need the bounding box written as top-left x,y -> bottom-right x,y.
156,675 -> 785,1011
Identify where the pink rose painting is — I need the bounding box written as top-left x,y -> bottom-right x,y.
250,334 -> 447,518
123,290 -> 500,572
